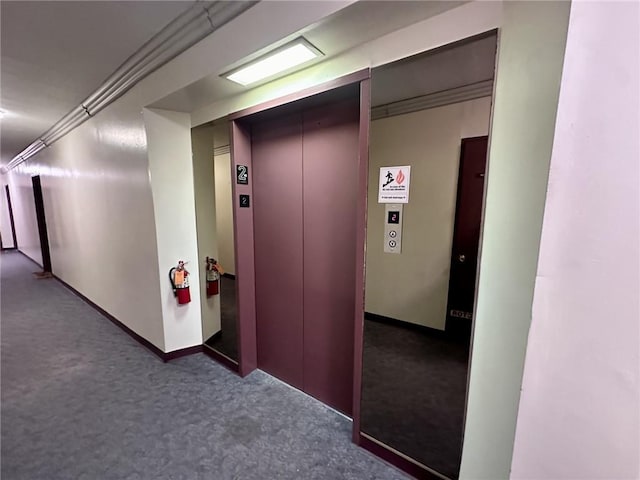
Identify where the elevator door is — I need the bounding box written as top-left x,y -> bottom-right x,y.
253,113 -> 304,390
252,98 -> 359,415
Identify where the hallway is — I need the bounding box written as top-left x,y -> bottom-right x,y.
0,252 -> 406,480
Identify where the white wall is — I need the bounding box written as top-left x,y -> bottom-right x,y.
144,108 -> 202,352
5,99 -> 165,349
0,184 -> 15,249
459,2 -> 571,478
213,122 -> 235,275
2,1 -> 354,353
191,124 -> 221,341
511,1 -> 640,478
365,97 -> 491,330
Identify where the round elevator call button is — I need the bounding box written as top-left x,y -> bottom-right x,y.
389,240 -> 397,248
389,230 -> 397,238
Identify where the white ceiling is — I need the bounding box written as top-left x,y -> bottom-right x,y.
371,34 -> 497,107
0,0 -> 487,168
150,1 -> 465,112
0,0 -> 195,165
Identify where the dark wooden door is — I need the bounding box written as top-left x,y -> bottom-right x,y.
446,136 -> 488,333
5,186 -> 18,249
31,175 -> 52,272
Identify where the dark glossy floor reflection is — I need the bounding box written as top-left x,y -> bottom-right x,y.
360,317 -> 470,479
205,275 -> 238,361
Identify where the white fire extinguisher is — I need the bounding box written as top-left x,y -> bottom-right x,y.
169,260 -> 191,305
205,257 -> 223,297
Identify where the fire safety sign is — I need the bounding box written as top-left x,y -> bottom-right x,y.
378,166 -> 411,203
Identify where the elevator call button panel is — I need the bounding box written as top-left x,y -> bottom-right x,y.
384,204 -> 403,254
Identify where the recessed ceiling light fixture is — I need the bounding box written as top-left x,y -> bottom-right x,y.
223,38 -> 322,86
0,109 -> 6,118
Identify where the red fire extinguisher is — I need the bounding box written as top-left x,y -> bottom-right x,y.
205,257 -> 223,297
169,260 -> 191,305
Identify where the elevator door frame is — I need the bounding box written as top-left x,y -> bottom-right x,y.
228,70 -> 371,431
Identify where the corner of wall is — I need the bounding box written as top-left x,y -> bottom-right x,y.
144,107 -> 204,353
459,1 -> 571,478
510,1 -> 640,478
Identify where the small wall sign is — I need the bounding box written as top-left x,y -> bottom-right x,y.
378,166 -> 411,203
239,194 -> 250,208
236,165 -> 249,185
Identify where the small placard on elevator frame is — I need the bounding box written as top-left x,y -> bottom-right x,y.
237,165 -> 249,185
239,194 -> 250,208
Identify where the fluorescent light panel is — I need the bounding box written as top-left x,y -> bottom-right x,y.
225,39 -> 321,86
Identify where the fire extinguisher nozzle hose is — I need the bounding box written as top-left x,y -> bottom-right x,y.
169,267 -> 177,296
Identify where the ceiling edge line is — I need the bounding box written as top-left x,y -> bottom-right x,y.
370,79 -> 494,121
3,0 -> 258,172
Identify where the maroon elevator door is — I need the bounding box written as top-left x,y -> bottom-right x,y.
252,113 -> 305,390
252,98 -> 359,415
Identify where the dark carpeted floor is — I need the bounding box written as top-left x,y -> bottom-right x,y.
0,251 -> 408,480
205,275 -> 238,361
361,317 -> 470,479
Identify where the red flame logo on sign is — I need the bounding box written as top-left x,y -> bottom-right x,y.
396,169 -> 405,185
